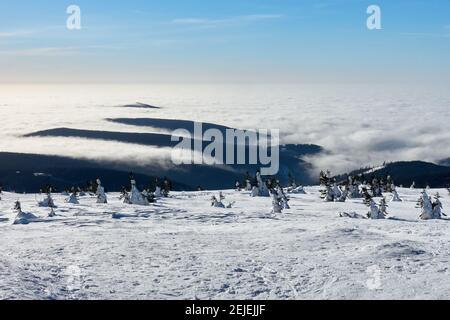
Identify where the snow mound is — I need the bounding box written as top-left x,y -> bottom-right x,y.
375,241 -> 427,259
13,211 -> 39,225
38,196 -> 56,208
288,186 -> 307,194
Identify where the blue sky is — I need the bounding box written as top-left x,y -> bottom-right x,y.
1,0 -> 449,83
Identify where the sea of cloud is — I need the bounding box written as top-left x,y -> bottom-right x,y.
0,83 -> 449,175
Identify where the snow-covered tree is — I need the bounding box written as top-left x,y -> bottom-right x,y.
66,190 -> 79,204
211,195 -> 225,208
432,193 -> 444,219
348,184 -> 361,199
322,185 -> 335,202
379,178 -> 386,193
391,187 -> 402,202
244,172 -> 252,191
226,201 -> 235,209
211,192 -> 234,208
14,200 -> 21,211
250,186 -> 259,197
410,181 -> 416,189
319,170 -> 334,201
48,208 -> 57,218
319,170 -> 331,186
141,188 -> 156,203
322,181 -> 347,202
370,178 -> 382,197
250,172 -> 269,197
367,200 -> 385,219
129,179 -> 149,206
96,179 -> 108,204
153,185 -> 162,198
379,197 -> 388,216
120,187 -> 132,204
13,201 -> 38,225
362,187 -> 372,206
347,176 -> 362,199
211,196 -> 225,208
276,186 -> 290,209
335,188 -> 348,202
39,189 -> 56,208
418,191 -> 434,220
288,172 -> 296,189
319,170 -> 346,202
162,177 -> 171,197
385,176 -> 394,192
270,190 -> 283,214
85,179 -> 97,195
245,179 -> 252,191
235,181 -> 241,191
256,172 -> 270,197
332,183 -> 342,199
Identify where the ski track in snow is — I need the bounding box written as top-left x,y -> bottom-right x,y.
1,187 -> 450,300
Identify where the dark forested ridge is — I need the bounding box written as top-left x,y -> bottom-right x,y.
335,161 -> 450,188
0,143 -> 322,192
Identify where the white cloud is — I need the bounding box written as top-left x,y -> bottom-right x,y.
0,83 -> 449,176
0,45 -> 113,57
172,14 -> 283,27
399,32 -> 450,38
0,47 -> 81,57
0,26 -> 63,39
0,30 -> 35,38
172,18 -> 209,25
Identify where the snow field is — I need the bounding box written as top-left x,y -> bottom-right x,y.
1,187 -> 450,300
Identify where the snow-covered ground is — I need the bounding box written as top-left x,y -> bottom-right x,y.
1,187 -> 450,300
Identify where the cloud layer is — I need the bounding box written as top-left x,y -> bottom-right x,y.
172,14 -> 284,27
0,83 -> 449,176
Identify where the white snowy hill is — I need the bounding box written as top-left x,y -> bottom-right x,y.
1,187 -> 449,300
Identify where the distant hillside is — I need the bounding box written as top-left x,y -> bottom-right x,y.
19,117 -> 325,191
335,161 -> 450,188
0,152 -> 192,193
438,158 -> 450,167
0,143 -> 322,192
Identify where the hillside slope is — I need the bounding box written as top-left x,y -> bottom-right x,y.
1,187 -> 449,299
337,161 -> 450,188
